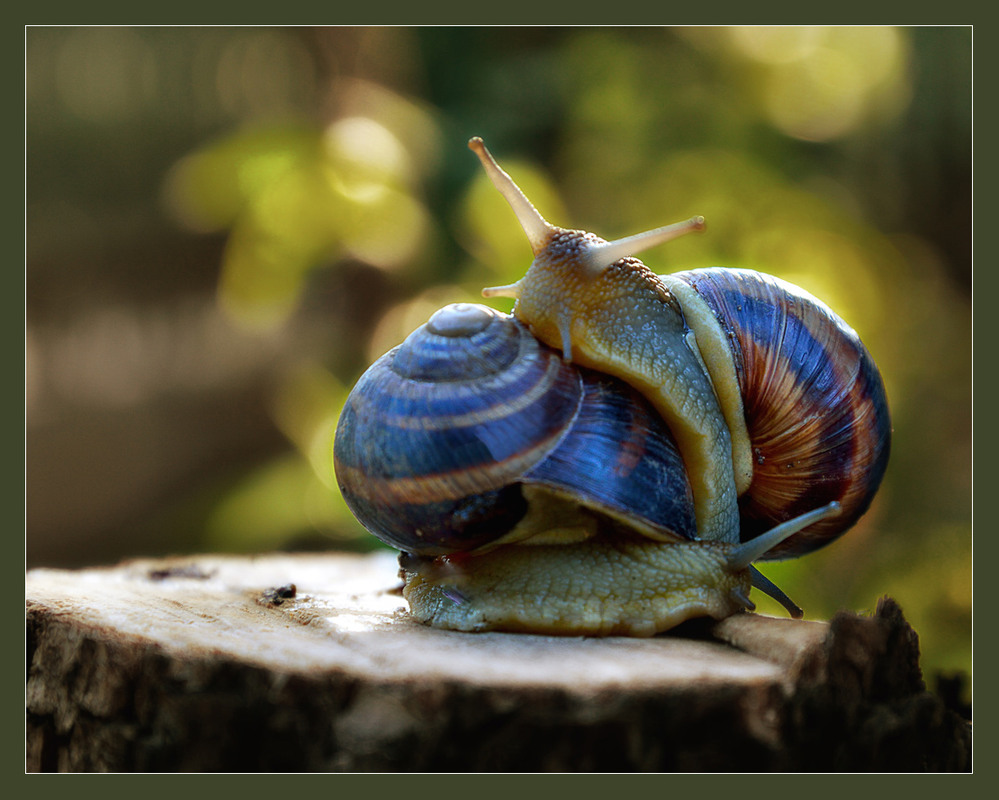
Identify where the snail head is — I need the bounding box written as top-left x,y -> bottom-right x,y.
469,137 -> 704,362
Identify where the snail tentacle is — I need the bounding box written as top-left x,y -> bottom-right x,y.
333,139 -> 892,636
729,584 -> 756,612
748,567 -> 803,619
579,216 -> 706,275
556,312 -> 573,361
724,501 -> 841,571
468,137 -> 553,255
482,281 -> 521,299
717,501 -> 841,620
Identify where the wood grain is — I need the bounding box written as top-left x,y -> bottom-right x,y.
25,551 -> 970,772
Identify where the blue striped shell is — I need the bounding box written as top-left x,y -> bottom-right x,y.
671,268 -> 892,559
334,303 -> 696,554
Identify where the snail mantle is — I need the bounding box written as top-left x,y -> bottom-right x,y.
26,551 -> 969,772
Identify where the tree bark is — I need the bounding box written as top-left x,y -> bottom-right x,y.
25,551 -> 970,772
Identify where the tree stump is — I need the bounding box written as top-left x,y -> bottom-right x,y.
25,551 -> 970,772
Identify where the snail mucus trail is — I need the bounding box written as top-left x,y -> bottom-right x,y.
332,138 -> 890,636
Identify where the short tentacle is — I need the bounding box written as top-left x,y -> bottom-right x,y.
482,281 -> 521,299
748,566 -> 803,618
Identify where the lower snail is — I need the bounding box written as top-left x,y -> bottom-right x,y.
333,138 -> 891,636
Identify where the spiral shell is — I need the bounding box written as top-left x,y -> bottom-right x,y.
669,268 -> 892,558
332,139 -> 894,635
466,138 -> 890,562
333,303 -> 697,555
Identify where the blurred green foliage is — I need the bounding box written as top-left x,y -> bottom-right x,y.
27,27 -> 971,694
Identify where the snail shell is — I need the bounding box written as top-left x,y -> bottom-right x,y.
334,301 -> 811,635
332,138 -> 891,635
334,302 -> 697,556
473,137 -> 890,559
665,267 -> 891,558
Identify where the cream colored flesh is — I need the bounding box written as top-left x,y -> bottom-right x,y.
482,485 -> 685,552
468,138 -> 740,544
513,260 -> 742,544
659,275 -> 754,495
402,536 -> 750,636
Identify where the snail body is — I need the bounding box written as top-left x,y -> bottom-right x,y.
335,303 -> 829,634
471,138 -> 890,557
332,139 -> 891,636
498,226 -> 744,544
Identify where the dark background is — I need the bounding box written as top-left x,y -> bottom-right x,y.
25,27 -> 971,687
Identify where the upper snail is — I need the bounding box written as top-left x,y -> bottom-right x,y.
333,138 -> 891,636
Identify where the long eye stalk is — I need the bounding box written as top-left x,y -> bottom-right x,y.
468,137 -> 553,256
726,502 -> 841,571
580,217 -> 706,273
470,137 -> 705,276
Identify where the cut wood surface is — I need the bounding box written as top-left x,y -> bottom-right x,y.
25,551 -> 971,772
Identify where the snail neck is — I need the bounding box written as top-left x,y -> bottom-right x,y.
508,230 -> 741,544
659,274 -> 754,496
470,137 -> 738,542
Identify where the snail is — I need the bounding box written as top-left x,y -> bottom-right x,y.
332,138 -> 891,636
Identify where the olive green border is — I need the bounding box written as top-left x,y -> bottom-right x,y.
17,6 -> 980,786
